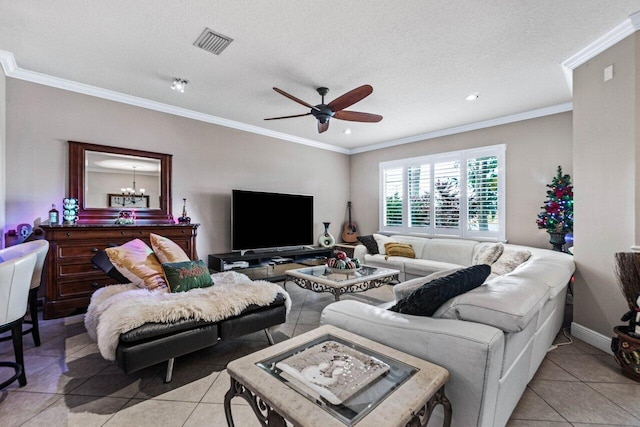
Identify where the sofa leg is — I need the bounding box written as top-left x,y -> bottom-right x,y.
164,358 -> 175,383
264,328 -> 275,345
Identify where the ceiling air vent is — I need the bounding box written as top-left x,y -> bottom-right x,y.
193,28 -> 233,55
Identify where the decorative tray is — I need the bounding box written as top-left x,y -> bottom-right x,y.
328,267 -> 358,275
275,340 -> 389,405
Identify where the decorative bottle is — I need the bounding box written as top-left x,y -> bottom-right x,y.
178,198 -> 191,224
49,204 -> 59,225
318,222 -> 335,247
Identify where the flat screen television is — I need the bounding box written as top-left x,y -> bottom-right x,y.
232,189 -> 314,251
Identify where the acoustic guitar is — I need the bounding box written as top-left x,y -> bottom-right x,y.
341,201 -> 360,243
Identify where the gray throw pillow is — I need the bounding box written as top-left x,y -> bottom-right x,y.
394,268 -> 463,301
491,249 -> 532,275
472,243 -> 504,265
357,235 -> 379,255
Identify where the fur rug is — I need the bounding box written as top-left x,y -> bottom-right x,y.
84,271 -> 291,360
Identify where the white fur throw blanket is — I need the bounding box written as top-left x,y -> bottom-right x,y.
84,271 -> 291,360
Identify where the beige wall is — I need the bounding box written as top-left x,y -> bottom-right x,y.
5,79 -> 350,257
572,33 -> 639,336
0,66 -> 5,242
350,112 -> 573,248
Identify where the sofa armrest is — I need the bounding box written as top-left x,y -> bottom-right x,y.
353,244 -> 368,263
321,300 -> 505,427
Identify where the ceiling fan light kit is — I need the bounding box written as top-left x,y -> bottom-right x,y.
265,84 -> 383,133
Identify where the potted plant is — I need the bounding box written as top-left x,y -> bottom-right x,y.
536,166 -> 574,251
611,252 -> 640,381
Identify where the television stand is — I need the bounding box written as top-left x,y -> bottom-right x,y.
208,246 -> 333,282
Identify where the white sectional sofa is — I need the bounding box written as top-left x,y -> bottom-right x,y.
321,235 -> 575,427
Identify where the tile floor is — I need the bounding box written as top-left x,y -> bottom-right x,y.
0,283 -> 639,426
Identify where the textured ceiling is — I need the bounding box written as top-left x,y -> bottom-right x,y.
2,1 -> 640,151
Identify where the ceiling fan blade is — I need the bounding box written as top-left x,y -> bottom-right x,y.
318,120 -> 329,133
273,87 -> 319,111
333,110 -> 383,123
327,85 -> 373,112
264,113 -> 312,120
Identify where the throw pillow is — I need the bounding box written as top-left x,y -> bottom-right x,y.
91,250 -> 130,284
357,235 -> 379,255
393,267 -> 464,301
373,233 -> 395,255
105,239 -> 166,290
150,233 -> 190,264
389,264 -> 491,316
472,242 -> 504,266
162,260 -> 213,293
384,242 -> 415,259
491,249 -> 532,275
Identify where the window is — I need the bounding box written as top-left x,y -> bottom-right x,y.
379,144 -> 505,241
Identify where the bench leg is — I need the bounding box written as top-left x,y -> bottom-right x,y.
164,358 -> 175,383
264,328 -> 275,345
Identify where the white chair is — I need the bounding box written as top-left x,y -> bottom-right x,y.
0,243 -> 39,388
0,240 -> 49,346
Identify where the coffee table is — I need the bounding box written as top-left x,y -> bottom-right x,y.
284,265 -> 399,301
224,324 -> 451,427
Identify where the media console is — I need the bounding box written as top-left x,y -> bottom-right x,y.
208,246 -> 333,282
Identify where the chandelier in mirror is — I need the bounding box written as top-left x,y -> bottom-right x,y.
110,166 -> 150,208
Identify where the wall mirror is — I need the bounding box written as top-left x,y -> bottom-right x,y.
69,141 -> 174,223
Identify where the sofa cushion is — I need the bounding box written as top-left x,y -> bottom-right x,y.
150,233 -> 190,264
390,235 -> 427,258
364,254 -> 406,271
373,233 -> 395,255
357,235 -> 379,255
393,268 -> 463,301
421,238 -> 478,266
492,249 -> 532,275
389,264 -> 491,316
404,258 -> 465,277
472,242 -> 504,265
162,260 -> 214,293
105,239 -> 166,290
434,275 -> 550,332
385,242 -> 415,259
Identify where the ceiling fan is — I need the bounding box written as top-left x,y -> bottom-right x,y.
264,85 -> 383,133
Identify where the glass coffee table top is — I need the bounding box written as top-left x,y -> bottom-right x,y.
288,265 -> 396,284
256,334 -> 417,426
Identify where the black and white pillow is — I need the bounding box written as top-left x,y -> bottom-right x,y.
389,264 -> 491,317
357,235 -> 379,255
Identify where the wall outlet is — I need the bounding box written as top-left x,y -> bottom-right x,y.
604,65 -> 613,81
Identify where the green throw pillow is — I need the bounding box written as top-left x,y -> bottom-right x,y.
162,260 -> 213,293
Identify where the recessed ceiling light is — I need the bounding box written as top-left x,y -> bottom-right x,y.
171,78 -> 188,93
465,93 -> 479,101
343,129 -> 352,135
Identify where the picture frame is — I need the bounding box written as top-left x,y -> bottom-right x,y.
108,194 -> 150,208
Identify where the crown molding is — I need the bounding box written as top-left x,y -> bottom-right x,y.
0,50 -> 349,155
1,49 -> 572,156
561,11 -> 640,92
349,102 -> 573,154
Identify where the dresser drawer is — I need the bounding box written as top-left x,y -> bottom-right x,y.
58,262 -> 104,278
57,243 -> 125,260
58,278 -> 118,298
53,229 -> 132,241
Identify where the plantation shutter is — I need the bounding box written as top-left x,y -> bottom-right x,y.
408,165 -> 430,228
467,156 -> 499,232
434,160 -> 460,230
383,167 -> 403,227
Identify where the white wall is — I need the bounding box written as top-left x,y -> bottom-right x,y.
5,79 -> 350,257
349,112 -> 573,248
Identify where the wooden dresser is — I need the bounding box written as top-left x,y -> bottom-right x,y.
40,223 -> 199,319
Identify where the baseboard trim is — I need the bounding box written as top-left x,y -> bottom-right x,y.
571,322 -> 613,355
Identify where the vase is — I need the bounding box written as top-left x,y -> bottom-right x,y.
548,231 -> 566,252
612,326 -> 640,382
318,222 -> 335,247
